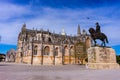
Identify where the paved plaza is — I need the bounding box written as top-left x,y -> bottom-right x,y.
0,63 -> 120,80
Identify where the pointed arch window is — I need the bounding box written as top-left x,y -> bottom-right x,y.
34,45 -> 38,55
64,46 -> 68,56
44,46 -> 50,55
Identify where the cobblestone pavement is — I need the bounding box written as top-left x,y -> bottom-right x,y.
0,62 -> 120,80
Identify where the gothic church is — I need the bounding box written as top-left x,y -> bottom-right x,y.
15,24 -> 91,65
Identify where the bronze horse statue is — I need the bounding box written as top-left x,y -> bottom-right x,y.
89,28 -> 108,46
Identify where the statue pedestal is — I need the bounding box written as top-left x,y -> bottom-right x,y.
86,47 -> 119,69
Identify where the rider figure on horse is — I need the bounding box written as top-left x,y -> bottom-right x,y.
88,22 -> 108,47
96,22 -> 101,33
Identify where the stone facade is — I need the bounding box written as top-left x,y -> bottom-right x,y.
15,24 -> 91,65
6,49 -> 16,62
86,47 -> 119,69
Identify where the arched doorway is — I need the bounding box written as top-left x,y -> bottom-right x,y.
70,46 -> 74,64
64,46 -> 69,64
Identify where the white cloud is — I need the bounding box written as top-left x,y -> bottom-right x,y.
0,2 -> 120,46
0,22 -> 22,45
0,2 -> 30,21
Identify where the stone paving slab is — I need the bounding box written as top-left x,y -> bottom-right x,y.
0,62 -> 120,80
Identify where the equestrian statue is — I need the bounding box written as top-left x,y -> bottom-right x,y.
89,22 -> 108,47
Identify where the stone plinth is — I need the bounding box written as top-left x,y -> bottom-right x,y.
86,47 -> 119,69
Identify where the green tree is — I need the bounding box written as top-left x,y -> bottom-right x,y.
116,55 -> 120,64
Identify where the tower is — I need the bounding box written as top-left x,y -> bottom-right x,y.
21,23 -> 26,34
61,28 -> 66,35
77,24 -> 81,36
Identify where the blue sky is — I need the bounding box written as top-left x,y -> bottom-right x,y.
0,0 -> 120,54
0,44 -> 16,54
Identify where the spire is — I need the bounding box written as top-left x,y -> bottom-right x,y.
61,28 -> 66,35
35,28 -> 37,34
21,23 -> 26,34
77,24 -> 81,36
23,23 -> 26,27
